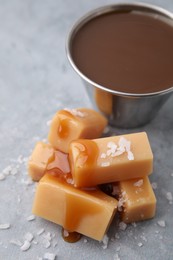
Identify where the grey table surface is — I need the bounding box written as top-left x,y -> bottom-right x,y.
0,0 -> 173,259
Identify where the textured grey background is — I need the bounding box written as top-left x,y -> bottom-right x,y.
0,0 -> 173,259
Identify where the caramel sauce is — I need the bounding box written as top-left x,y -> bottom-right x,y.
61,228 -> 82,243
47,150 -> 70,175
72,11 -> 173,94
74,139 -> 99,167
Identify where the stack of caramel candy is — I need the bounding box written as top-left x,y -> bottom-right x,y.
28,108 -> 156,242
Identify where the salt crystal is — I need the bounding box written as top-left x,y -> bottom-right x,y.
114,253 -> 120,260
43,253 -> 56,260
0,173 -> 5,181
83,238 -> 88,243
64,108 -> 86,118
166,192 -> 173,204
43,239 -> 51,249
119,222 -> 127,231
37,228 -> 45,236
100,153 -> 106,159
24,232 -> 34,242
32,240 -> 38,244
138,242 -> 143,247
27,215 -> 35,221
134,179 -> 143,187
46,120 -> 52,126
20,240 -> 31,251
127,151 -> 134,161
132,222 -> 137,228
101,234 -> 109,249
43,232 -> 52,241
115,233 -> 120,239
10,239 -> 22,246
3,165 -> 12,175
63,230 -> 69,237
103,126 -> 110,134
10,167 -> 18,175
0,223 -> 11,230
157,220 -> 166,227
151,182 -> 157,189
101,162 -> 110,167
116,246 -> 121,252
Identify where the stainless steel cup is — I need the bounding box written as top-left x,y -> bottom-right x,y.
66,2 -> 173,128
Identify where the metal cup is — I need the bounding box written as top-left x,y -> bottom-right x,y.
66,2 -> 173,128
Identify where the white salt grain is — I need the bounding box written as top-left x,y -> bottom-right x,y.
43,240 -> 51,249
0,223 -> 11,230
10,239 -> 23,247
138,242 -> 143,247
20,240 -> 31,251
119,222 -> 127,231
157,220 -> 166,227
24,232 -> 34,242
102,234 -> 109,249
0,173 -> 5,180
134,179 -> 143,187
63,230 -> 69,237
44,253 -> 56,260
101,162 -> 110,167
100,153 -> 106,159
83,238 -> 88,243
43,232 -> 52,241
46,120 -> 52,126
166,192 -> 173,204
64,108 -> 86,118
127,151 -> 134,161
151,182 -> 157,190
37,228 -> 45,235
27,215 -> 35,221
114,253 -> 120,260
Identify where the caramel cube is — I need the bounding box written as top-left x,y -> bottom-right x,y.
28,142 -> 70,181
118,177 -> 156,223
48,108 -> 107,153
32,174 -> 118,241
28,142 -> 54,181
69,132 -> 153,187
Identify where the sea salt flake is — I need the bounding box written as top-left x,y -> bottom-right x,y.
27,215 -> 35,221
2,165 -> 12,175
114,253 -> 120,260
0,223 -> 11,229
157,220 -> 166,227
127,151 -> 134,161
24,232 -> 34,242
134,179 -> 143,187
83,238 -> 88,243
101,162 -> 110,167
37,228 -> 45,235
20,240 -> 31,251
138,242 -> 143,247
63,230 -> 69,237
151,182 -> 157,189
10,167 -> 18,175
43,232 -> 52,241
43,252 -> 56,260
0,173 -> 5,180
101,234 -> 109,249
119,222 -> 127,231
64,108 -> 86,118
10,239 -> 23,247
166,192 -> 173,204
46,120 -> 52,126
101,153 -> 107,159
43,239 -> 51,248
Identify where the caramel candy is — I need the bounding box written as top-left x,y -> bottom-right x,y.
28,142 -> 54,181
32,174 -> 118,241
28,142 -> 70,181
118,177 -> 156,223
69,132 -> 153,187
48,108 -> 107,153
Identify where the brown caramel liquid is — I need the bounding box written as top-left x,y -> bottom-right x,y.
72,10 -> 173,94
62,228 -> 82,243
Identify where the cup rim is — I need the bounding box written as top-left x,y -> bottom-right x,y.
66,2 -> 173,98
